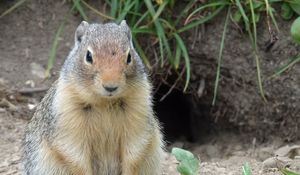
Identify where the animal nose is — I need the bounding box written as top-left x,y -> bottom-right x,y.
103,85 -> 118,92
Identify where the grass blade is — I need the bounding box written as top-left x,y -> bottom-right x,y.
235,0 -> 250,32
81,0 -> 114,20
72,0 -> 88,21
110,0 -> 118,18
132,26 -> 156,34
174,43 -> 182,69
132,35 -> 151,69
242,163 -> 252,175
266,2 -> 280,32
212,7 -> 231,105
46,21 -> 65,77
212,7 -> 231,106
249,0 -> 257,49
158,36 -> 165,67
46,4 -> 81,77
0,0 -> 26,18
133,10 -> 150,28
129,0 -> 141,27
150,0 -> 168,23
271,55 -> 300,77
174,33 -> 190,92
159,18 -> 176,31
280,168 -> 300,175
144,0 -> 172,64
249,0 -> 267,102
185,2 -> 229,24
174,0 -> 196,26
178,5 -> 224,33
116,1 -> 135,23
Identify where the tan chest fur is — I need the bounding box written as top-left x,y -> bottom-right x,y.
46,80 -> 153,175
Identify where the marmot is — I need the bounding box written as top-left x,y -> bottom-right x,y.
23,20 -> 164,175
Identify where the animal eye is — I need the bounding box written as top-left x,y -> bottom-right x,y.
86,50 -> 93,64
127,53 -> 131,64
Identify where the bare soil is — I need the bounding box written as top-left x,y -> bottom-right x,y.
0,0 -> 299,175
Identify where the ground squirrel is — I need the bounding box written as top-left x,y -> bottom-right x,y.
23,21 -> 164,175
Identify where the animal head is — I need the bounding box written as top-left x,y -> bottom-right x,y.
61,21 -> 146,100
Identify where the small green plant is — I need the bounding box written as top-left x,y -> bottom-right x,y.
210,0 -> 300,104
242,163 -> 252,175
280,167 -> 300,175
47,0 -> 300,103
291,16 -> 300,44
171,147 -> 200,175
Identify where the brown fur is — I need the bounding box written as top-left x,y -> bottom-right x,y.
23,21 -> 164,175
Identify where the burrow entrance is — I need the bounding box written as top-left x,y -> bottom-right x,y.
153,83 -> 215,144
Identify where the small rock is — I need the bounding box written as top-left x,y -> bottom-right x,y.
0,98 -> 17,111
25,80 -> 35,88
257,146 -> 274,161
169,141 -> 184,150
206,145 -> 220,159
30,62 -> 46,79
0,107 -> 6,113
275,145 -> 300,158
289,159 -> 300,172
27,103 -> 36,110
263,156 -> 292,170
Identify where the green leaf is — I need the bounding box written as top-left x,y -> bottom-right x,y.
281,2 -> 294,20
289,1 -> 300,15
173,34 -> 191,92
177,158 -> 199,175
232,10 -> 242,23
280,168 -> 300,175
172,148 -> 195,161
171,148 -> 200,175
242,163 -> 252,175
291,17 -> 300,44
252,0 -> 264,9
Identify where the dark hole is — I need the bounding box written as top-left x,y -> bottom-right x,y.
153,83 -> 213,144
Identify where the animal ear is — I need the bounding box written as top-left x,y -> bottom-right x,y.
120,20 -> 131,39
75,21 -> 89,43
